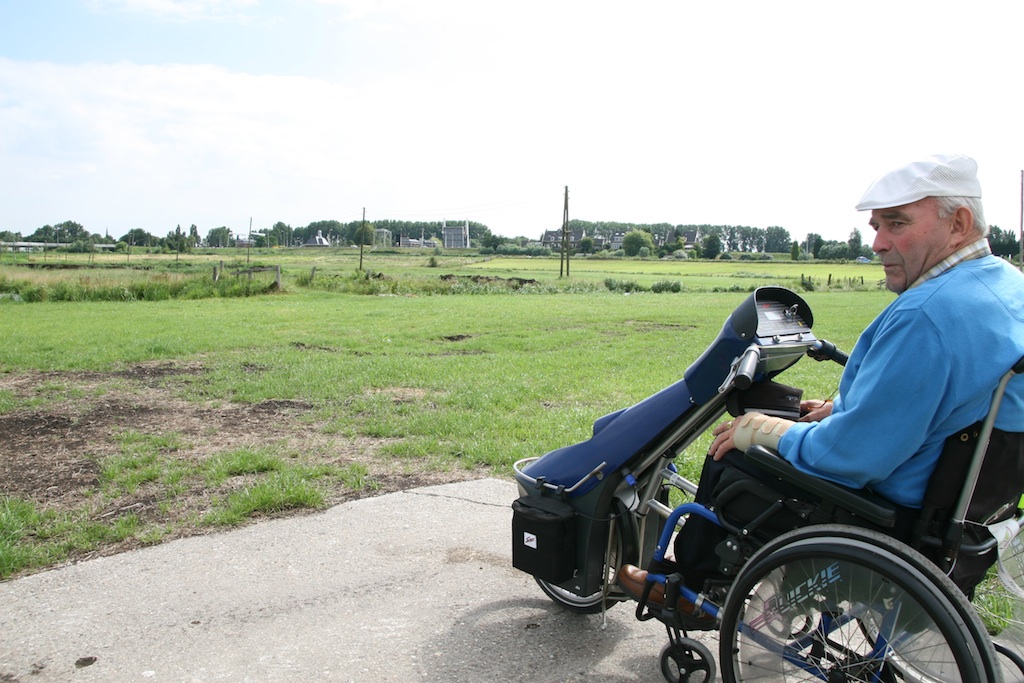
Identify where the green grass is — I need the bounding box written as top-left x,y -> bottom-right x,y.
0,252 -> 894,578
0,287 -> 886,478
464,256 -> 883,290
1,249 -> 886,302
202,470 -> 326,526
0,423 -> 383,578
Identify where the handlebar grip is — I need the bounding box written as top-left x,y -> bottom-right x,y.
733,346 -> 760,390
808,340 -> 849,367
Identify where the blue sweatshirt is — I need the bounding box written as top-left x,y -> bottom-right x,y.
779,255 -> 1024,507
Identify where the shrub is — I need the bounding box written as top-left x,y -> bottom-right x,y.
650,280 -> 682,293
604,278 -> 646,293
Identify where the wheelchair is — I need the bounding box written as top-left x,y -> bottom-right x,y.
635,357 -> 1024,683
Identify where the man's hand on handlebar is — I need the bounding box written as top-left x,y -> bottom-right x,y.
709,420 -> 738,461
710,412 -> 794,461
799,399 -> 833,423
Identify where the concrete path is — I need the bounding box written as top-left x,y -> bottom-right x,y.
0,479 -> 716,682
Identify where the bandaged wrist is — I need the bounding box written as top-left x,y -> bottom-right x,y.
732,412 -> 793,452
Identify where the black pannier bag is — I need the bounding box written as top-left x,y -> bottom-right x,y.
512,495 -> 576,583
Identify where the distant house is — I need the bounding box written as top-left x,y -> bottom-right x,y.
540,228 -> 586,250
303,230 -> 331,247
680,229 -> 700,250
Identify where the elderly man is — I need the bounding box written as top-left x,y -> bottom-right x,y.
619,154 -> 1024,610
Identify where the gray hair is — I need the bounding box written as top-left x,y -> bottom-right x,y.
934,196 -> 988,237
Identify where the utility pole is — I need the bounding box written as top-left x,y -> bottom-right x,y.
560,186 -> 570,278
247,217 -> 252,264
359,207 -> 367,271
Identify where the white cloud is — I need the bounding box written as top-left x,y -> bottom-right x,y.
0,58 -> 371,233
2,1 -> 1024,240
86,0 -> 259,21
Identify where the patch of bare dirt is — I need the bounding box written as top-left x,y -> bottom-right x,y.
0,361 -> 487,575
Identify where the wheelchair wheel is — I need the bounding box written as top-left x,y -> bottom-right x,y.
660,638 -> 716,683
719,525 -> 1002,683
536,501 -> 638,614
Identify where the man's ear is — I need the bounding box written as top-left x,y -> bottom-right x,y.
949,206 -> 977,247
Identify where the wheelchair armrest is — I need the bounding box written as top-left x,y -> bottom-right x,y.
744,445 -> 897,528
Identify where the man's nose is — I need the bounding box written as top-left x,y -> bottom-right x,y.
872,231 -> 888,254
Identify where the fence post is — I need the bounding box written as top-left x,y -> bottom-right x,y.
276,265 -> 281,288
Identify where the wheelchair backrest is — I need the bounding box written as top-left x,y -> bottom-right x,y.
914,355 -> 1024,596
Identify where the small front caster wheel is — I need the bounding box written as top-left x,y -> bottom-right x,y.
660,638 -> 715,683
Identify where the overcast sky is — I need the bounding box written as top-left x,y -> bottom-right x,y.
2,0 -> 1022,242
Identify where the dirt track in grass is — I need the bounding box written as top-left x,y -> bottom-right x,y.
0,361 -> 487,576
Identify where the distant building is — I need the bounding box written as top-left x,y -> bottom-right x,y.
442,220 -> 470,249
680,229 -> 700,249
540,228 -> 586,250
399,234 -> 438,249
303,230 -> 331,247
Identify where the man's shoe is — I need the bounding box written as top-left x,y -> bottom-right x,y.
616,564 -> 715,628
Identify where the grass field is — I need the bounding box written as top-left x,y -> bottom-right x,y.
0,250 -> 892,579
2,246 -> 884,294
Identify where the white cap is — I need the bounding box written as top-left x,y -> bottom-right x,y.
855,154 -> 982,211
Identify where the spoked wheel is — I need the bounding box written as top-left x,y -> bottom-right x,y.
535,501 -> 638,614
719,525 -> 1001,683
661,638 -> 716,683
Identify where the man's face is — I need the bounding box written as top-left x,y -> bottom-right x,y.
869,198 -> 959,294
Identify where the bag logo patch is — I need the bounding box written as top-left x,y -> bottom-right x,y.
523,532 -> 537,549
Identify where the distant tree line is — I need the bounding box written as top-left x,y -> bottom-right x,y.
566,220 -> 795,254
0,219 -> 500,251
3,217 -> 1021,261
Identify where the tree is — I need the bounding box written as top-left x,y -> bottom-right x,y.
805,232 -> 825,258
818,241 -> 850,260
300,220 -> 345,246
119,228 -> 159,248
480,233 -> 507,250
166,224 -> 188,258
848,228 -> 863,257
702,233 -> 722,260
53,221 -> 89,243
790,241 -> 800,261
622,230 -> 655,257
353,221 -> 375,246
268,221 -> 293,247
578,236 -> 594,254
765,226 -> 792,253
749,227 -> 767,253
988,225 -> 1020,258
206,226 -> 232,248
